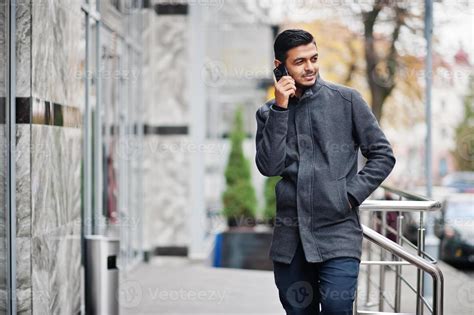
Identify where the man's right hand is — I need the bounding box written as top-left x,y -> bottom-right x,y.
274,75 -> 296,109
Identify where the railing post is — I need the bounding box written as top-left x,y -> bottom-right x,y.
365,211 -> 373,307
378,212 -> 387,312
417,211 -> 426,315
394,211 -> 403,312
432,267 -> 444,315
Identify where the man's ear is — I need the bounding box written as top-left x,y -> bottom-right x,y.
274,59 -> 282,68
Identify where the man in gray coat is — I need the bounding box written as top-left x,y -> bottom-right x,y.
255,29 -> 396,314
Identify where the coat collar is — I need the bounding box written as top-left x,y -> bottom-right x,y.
302,72 -> 324,99
294,72 -> 324,103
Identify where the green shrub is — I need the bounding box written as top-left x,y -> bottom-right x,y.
222,107 -> 257,227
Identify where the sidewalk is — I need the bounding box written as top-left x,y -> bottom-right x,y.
120,251 -> 474,314
120,257 -> 284,315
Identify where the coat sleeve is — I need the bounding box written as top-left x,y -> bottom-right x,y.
255,103 -> 289,177
345,90 -> 396,206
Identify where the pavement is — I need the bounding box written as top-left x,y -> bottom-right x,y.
119,256 -> 283,315
120,246 -> 474,315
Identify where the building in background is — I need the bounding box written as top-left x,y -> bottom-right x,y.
431,47 -> 472,183
141,0 -> 274,259
387,47 -> 473,188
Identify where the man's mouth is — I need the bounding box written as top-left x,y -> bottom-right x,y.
303,74 -> 315,80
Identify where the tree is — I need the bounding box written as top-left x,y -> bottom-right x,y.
361,0 -> 423,122
222,107 -> 258,227
287,7 -> 425,127
452,75 -> 474,171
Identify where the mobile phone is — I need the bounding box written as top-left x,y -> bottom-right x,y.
273,63 -> 288,82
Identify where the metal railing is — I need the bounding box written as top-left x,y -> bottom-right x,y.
355,185 -> 444,315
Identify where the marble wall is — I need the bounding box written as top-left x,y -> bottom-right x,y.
29,1 -> 84,313
142,10 -> 190,250
15,1 -> 32,98
12,0 -> 85,314
30,126 -> 82,315
14,1 -> 33,314
2,0 -> 144,313
143,14 -> 188,126
142,136 -> 190,248
0,0 -> 7,313
15,124 -> 83,315
16,125 -> 32,315
32,0 -> 85,110
0,0 -> 6,96
0,3 -> 43,312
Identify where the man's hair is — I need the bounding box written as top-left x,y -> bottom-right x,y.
274,29 -> 316,63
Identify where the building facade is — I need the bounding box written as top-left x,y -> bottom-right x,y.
1,0 -> 144,313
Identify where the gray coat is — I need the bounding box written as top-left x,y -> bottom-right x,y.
255,73 -> 396,264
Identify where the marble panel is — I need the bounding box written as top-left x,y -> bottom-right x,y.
142,135 -> 190,249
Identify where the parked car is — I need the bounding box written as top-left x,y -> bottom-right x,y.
441,171 -> 474,193
434,193 -> 474,267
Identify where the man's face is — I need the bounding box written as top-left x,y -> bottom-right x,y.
275,42 -> 319,88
